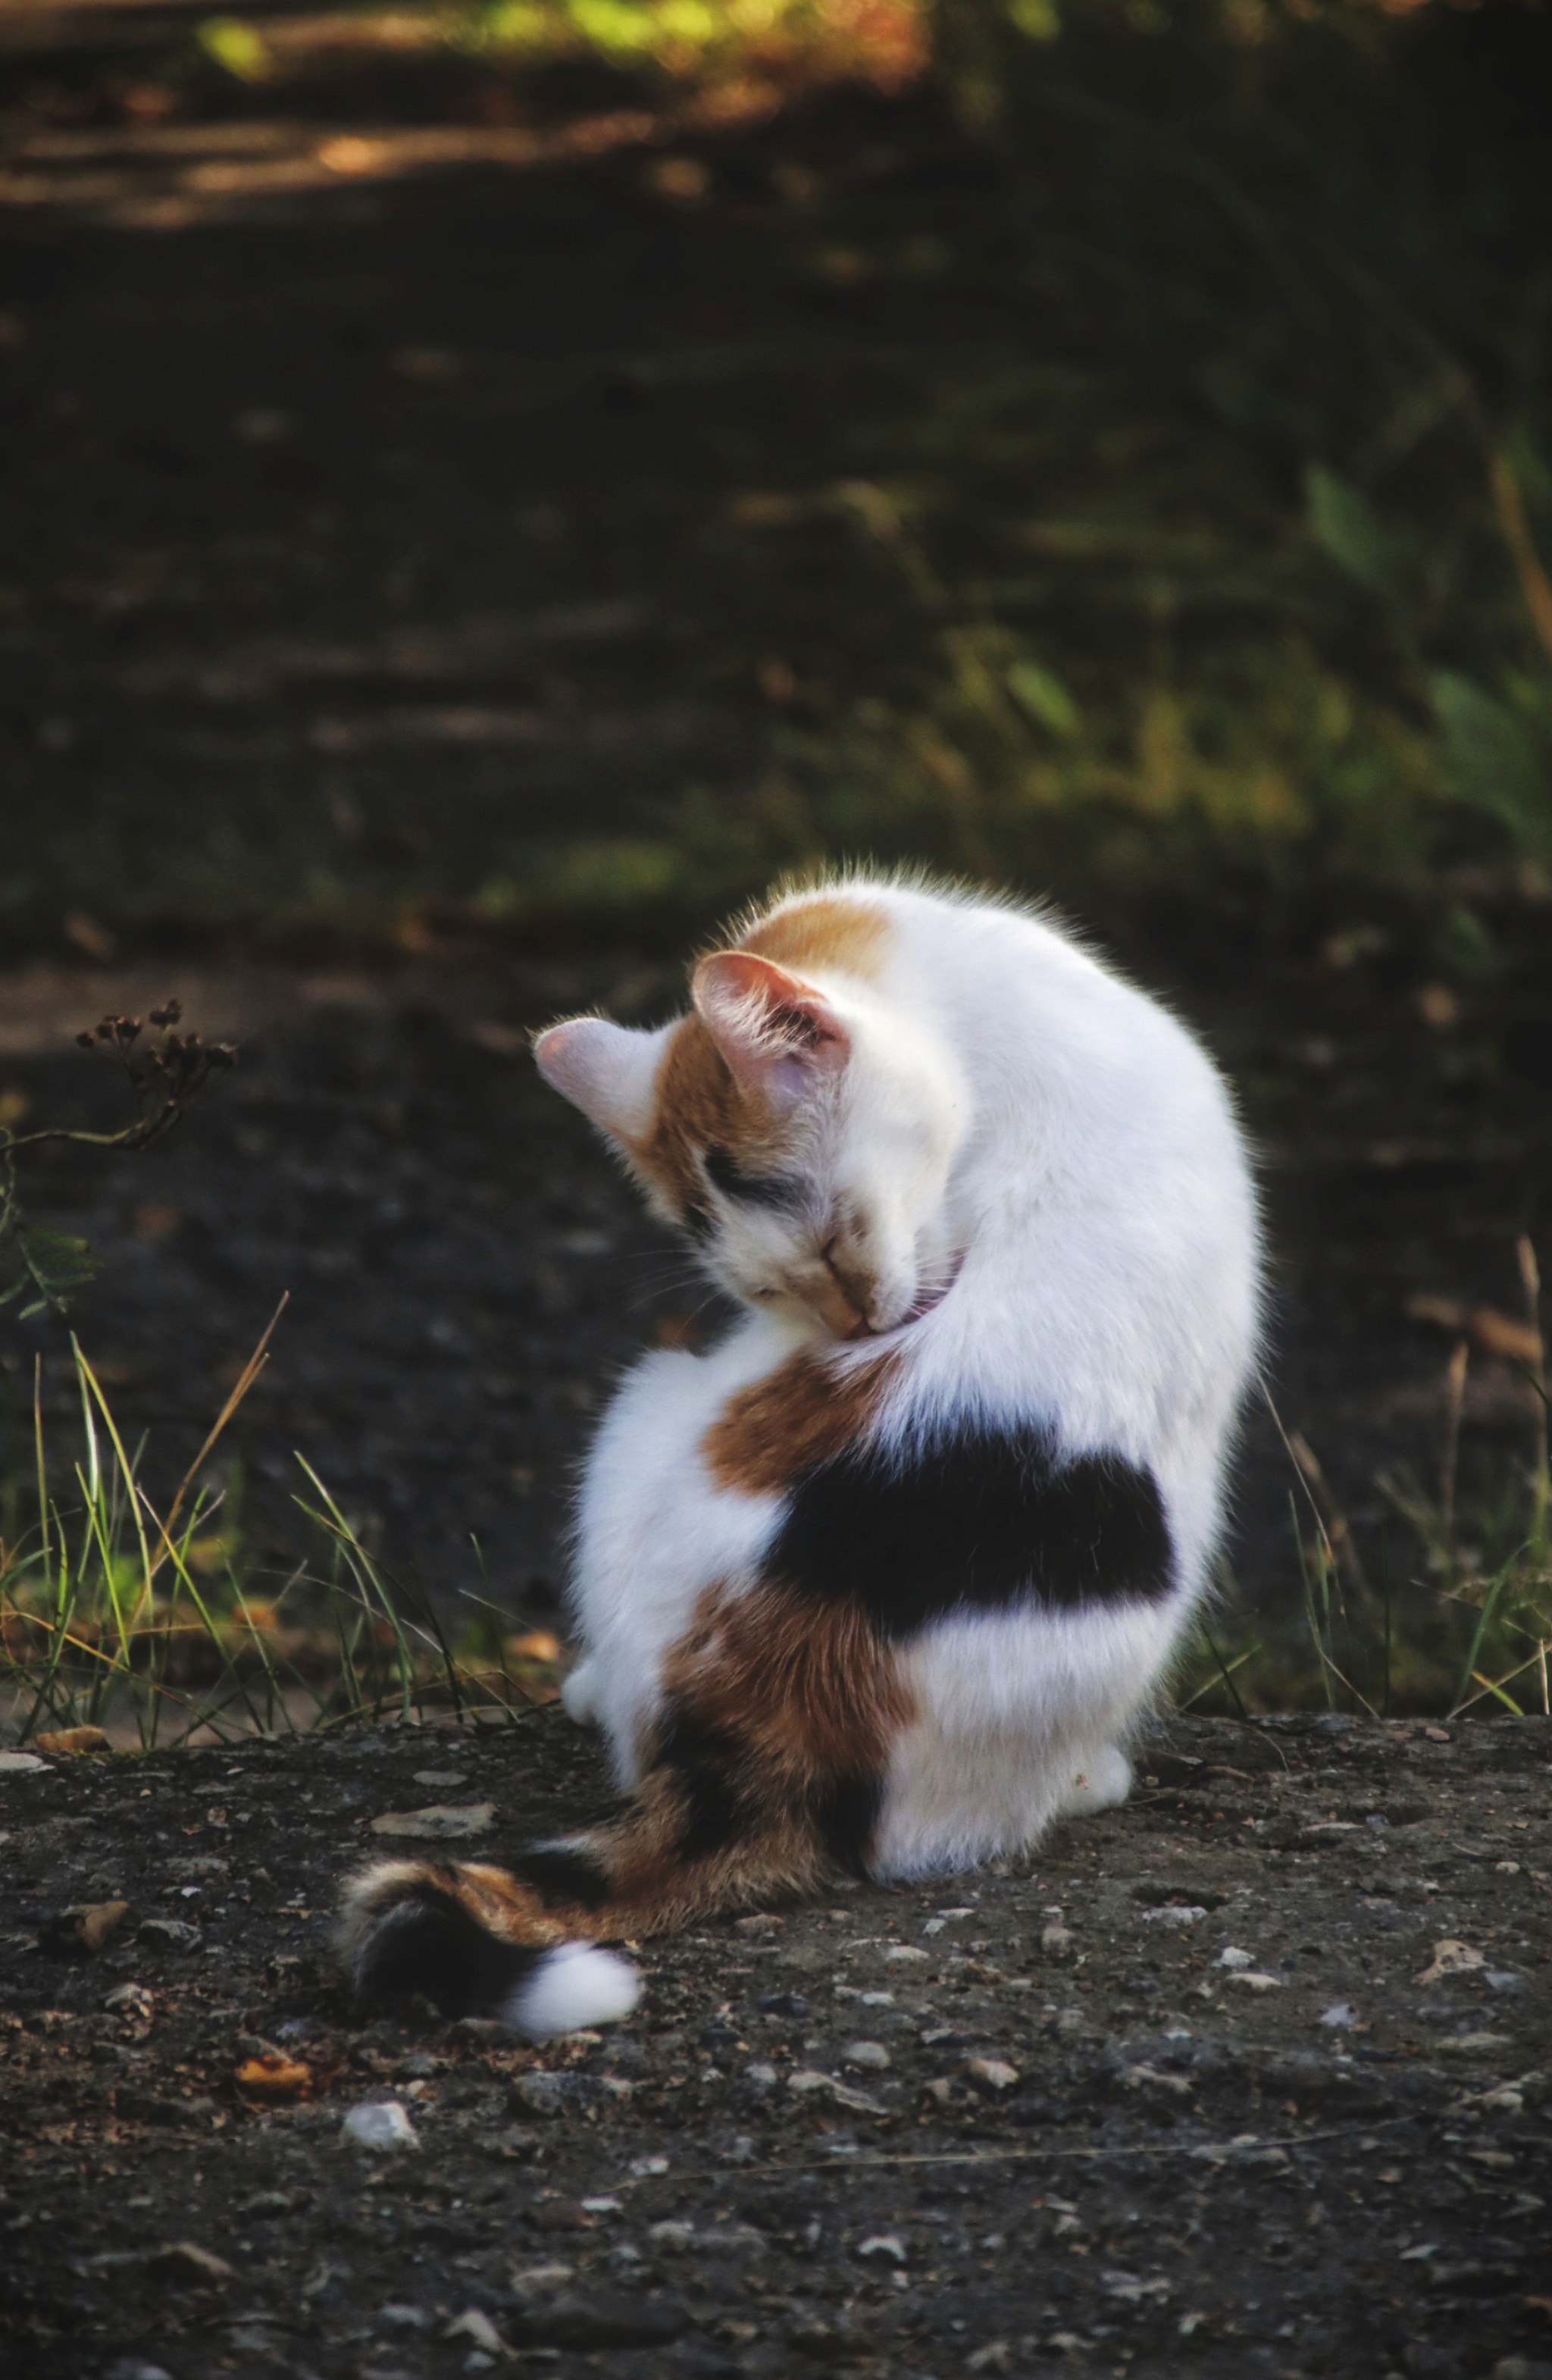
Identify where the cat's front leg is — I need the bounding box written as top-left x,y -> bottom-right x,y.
1053,1743 -> 1134,1815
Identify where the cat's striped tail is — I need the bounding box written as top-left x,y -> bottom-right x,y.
339,1587 -> 906,2040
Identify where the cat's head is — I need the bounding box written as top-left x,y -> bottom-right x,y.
535,942 -> 965,1340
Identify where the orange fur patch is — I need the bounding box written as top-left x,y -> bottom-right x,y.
665,1581 -> 911,1781
347,1580 -> 909,1959
627,896 -> 887,1214
740,894 -> 889,979
701,1347 -> 898,1497
629,1013 -> 781,1213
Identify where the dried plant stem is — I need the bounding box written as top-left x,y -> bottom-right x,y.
1518,1236 -> 1547,1545
1440,1338 -> 1469,1552
1288,1429 -> 1368,1603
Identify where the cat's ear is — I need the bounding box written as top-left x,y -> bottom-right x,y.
534,1018 -> 659,1140
691,951 -> 850,1105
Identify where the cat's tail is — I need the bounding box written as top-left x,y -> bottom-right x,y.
339,1587 -> 908,2040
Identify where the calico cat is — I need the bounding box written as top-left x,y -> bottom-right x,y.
341,878 -> 1260,2038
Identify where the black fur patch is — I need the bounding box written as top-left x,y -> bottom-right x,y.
812,1771 -> 883,1877
703,1143 -> 809,1216
509,1843 -> 612,1912
768,1430 -> 1174,1636
352,1878 -> 543,2019
654,1701 -> 746,1860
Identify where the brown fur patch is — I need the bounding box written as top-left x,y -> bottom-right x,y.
665,1581 -> 910,1781
740,894 -> 890,980
627,896 -> 887,1215
701,1348 -> 899,1498
345,1580 -> 910,1966
629,1012 -> 782,1215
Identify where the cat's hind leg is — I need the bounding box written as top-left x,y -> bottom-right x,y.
340,1583 -> 906,2040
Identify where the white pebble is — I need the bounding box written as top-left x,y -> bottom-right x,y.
1215,1946 -> 1254,1970
341,2100 -> 419,2151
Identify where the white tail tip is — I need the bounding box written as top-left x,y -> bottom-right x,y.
503,1943 -> 641,2042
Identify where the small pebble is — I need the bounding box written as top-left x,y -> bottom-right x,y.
445,2308 -> 506,2354
341,2100 -> 419,2151
843,2040 -> 891,2072
147,2241 -> 233,2287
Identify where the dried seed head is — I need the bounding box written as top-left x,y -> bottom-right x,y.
149,1000 -> 183,1029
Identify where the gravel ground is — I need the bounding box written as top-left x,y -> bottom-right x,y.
2,1710 -> 1549,2380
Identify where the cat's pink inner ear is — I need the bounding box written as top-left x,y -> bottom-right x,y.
691,951 -> 850,1101
534,1017 -> 658,1138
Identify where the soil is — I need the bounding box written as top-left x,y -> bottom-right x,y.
2,1710 -> 1550,2380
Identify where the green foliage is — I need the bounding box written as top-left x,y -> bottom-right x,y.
0,1223 -> 98,1325
1306,466 -> 1396,602
194,15 -> 271,81
1432,672 -> 1552,857
911,0 -> 1552,908
455,0 -> 908,69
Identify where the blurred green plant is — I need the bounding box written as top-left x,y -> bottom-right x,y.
194,14 -> 273,81
452,0 -> 927,77
21,0 -> 1552,956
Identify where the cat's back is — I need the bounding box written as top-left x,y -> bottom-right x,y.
770,876 -> 1239,1160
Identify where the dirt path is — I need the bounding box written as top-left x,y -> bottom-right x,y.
2,1711 -> 1549,2379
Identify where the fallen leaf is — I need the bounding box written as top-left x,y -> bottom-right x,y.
39,1899 -> 130,1956
236,2053 -> 312,2102
368,1801 -> 496,1840
1419,1938 -> 1485,1984
34,1725 -> 112,1755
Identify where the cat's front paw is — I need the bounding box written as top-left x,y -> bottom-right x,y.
560,1657 -> 600,1727
1056,1744 -> 1133,1816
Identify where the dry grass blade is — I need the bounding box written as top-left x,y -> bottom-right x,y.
150,1292 -> 289,1579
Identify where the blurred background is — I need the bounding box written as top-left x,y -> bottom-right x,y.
1,0 -> 1549,1731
